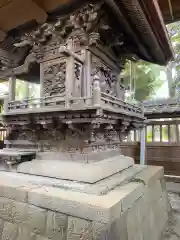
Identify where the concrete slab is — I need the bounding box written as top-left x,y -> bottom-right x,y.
17,155 -> 134,183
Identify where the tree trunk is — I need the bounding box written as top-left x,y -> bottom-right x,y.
166,62 -> 175,98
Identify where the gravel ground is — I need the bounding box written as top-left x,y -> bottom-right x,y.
162,192 -> 180,239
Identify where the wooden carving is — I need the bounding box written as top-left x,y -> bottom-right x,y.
44,61 -> 66,97
92,56 -> 118,96
73,62 -> 82,97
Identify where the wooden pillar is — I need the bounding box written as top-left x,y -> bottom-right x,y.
168,124 -> 171,142
65,39 -> 74,107
84,50 -> 92,98
92,76 -> 101,107
3,94 -> 9,113
40,63 -> 44,98
152,125 -> 155,142
140,127 -> 146,165
8,76 -> 16,101
116,82 -> 121,99
176,124 -> 179,143
160,125 -> 162,142
24,81 -> 30,99
134,130 -> 137,142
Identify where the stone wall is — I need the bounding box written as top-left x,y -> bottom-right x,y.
0,166 -> 169,240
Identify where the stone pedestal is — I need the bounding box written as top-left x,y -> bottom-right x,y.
0,165 -> 169,240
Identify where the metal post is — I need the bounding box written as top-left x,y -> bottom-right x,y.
140,127 -> 146,165
8,76 -> 16,101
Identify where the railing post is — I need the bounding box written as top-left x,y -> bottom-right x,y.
3,94 -> 9,113
92,75 -> 101,107
138,100 -> 144,114
8,76 -> 16,101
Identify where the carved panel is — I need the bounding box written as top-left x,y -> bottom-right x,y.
73,62 -> 82,97
91,55 -> 118,96
12,3 -> 104,53
44,61 -> 66,97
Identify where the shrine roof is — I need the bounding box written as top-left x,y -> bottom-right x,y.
159,0 -> 180,23
0,0 -> 174,71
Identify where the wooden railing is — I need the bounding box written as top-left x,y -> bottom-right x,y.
144,98 -> 180,114
122,119 -> 180,176
5,92 -> 144,118
101,92 -> 143,115
7,96 -> 93,111
0,127 -> 6,141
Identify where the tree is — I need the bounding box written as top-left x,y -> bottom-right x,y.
121,60 -> 164,101
166,22 -> 180,97
16,80 -> 40,100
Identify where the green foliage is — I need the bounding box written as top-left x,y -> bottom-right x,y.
167,22 -> 180,96
16,80 -> 39,100
122,61 -> 164,101
146,125 -> 168,142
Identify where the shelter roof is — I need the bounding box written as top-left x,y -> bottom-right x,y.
0,0 -> 174,69
159,0 -> 180,23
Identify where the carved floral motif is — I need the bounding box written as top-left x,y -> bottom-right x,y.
44,61 -> 66,96
73,62 -> 82,97
92,56 -> 118,96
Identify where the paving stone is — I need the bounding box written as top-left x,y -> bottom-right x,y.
0,219 -> 4,239
92,222 -> 108,240
35,236 -> 49,240
0,197 -> 27,224
16,227 -> 36,240
92,216 -> 128,240
116,182 -> 144,213
28,186 -> 114,223
23,205 -> 47,235
0,181 -> 38,203
46,211 -> 68,240
109,214 -> 128,240
134,166 -> 164,186
67,217 -> 92,240
126,204 -> 143,240
2,222 -> 18,240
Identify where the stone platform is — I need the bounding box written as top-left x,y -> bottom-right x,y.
0,165 -> 169,240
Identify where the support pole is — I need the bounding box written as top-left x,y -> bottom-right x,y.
40,63 -> 44,99
92,76 -> 101,107
40,63 -> 45,107
24,81 -> 30,108
86,50 -> 92,98
3,94 -> 9,113
140,127 -> 146,165
8,76 -> 16,101
24,81 -> 30,100
65,39 -> 74,108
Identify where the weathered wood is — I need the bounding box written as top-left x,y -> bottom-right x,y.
8,76 -> 16,101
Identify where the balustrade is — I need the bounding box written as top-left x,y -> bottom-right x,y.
125,119 -> 180,143
4,91 -> 143,117
144,98 -> 180,113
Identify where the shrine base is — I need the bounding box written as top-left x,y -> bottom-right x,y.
0,165 -> 169,240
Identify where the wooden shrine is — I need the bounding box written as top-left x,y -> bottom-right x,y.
0,0 -> 173,172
